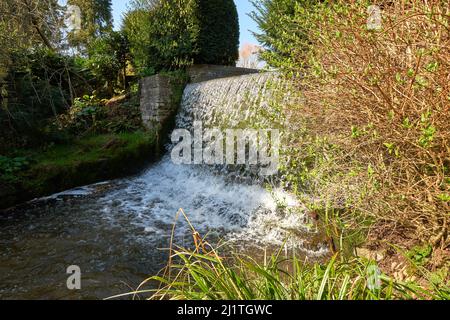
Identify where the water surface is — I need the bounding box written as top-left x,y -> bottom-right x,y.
0,159 -> 326,299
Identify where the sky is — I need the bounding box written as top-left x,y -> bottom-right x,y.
59,0 -> 260,48
110,0 -> 259,48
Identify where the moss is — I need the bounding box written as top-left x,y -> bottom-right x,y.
0,131 -> 158,210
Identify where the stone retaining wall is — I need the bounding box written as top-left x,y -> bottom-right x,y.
187,64 -> 259,83
139,74 -> 176,131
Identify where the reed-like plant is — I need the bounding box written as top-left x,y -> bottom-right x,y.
109,209 -> 449,300
142,250 -> 448,300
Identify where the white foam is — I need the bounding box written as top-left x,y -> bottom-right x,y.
95,157 -> 326,255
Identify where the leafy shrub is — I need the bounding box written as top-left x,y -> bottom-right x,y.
86,31 -> 130,95
126,0 -> 200,72
253,0 -> 450,248
0,48 -> 93,150
124,0 -> 240,73
55,95 -> 105,134
55,92 -> 143,136
195,0 -> 239,65
407,245 -> 433,266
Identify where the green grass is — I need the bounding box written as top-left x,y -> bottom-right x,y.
0,131 -> 157,209
123,248 -> 449,301
33,131 -> 155,167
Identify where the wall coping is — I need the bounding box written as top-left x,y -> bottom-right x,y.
187,64 -> 260,83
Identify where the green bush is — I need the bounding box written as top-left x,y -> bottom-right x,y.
122,8 -> 154,74
250,0 -> 320,73
0,156 -> 31,175
141,0 -> 200,72
195,0 -> 239,65
86,31 -> 130,95
0,48 -> 93,151
54,92 -> 143,137
124,0 -> 240,73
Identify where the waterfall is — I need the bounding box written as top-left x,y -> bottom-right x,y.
47,72 -> 327,253
119,72 -> 324,252
170,73 -> 288,184
0,72 -> 327,299
177,72 -> 286,130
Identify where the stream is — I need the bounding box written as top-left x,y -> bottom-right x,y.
0,74 -> 327,299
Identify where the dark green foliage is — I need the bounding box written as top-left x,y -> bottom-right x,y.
250,0 -> 320,72
148,0 -> 199,71
124,0 -> 240,73
122,8 -> 154,74
195,0 -> 240,65
123,0 -> 199,73
0,48 -> 92,151
86,31 -> 130,95
55,92 -> 143,136
0,156 -> 31,175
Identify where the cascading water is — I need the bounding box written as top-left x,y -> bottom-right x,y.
0,73 -> 327,299
173,72 -> 290,183
177,73 -> 283,129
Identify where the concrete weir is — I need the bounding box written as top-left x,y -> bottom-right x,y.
139,65 -> 259,132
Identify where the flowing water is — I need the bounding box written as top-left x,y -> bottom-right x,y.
0,74 -> 327,300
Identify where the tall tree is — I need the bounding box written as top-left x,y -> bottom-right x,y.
195,0 -> 239,66
0,0 -> 64,99
0,0 -> 63,53
250,0 -> 318,70
123,0 -> 240,73
67,0 -> 113,53
87,31 -> 130,94
122,0 -> 160,73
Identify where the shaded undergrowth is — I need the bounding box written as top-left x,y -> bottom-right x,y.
0,131 -> 157,210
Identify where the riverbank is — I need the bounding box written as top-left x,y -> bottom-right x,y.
0,131 -> 158,210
